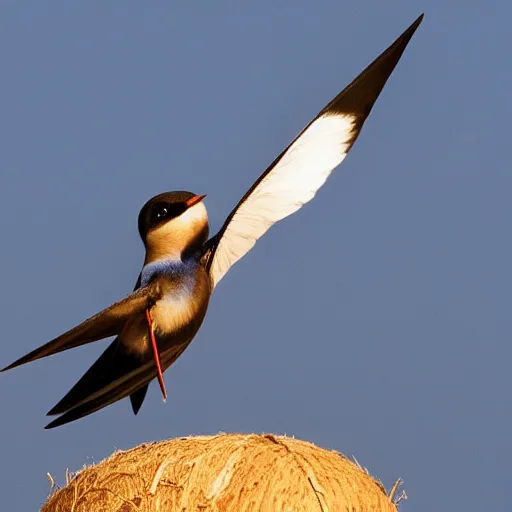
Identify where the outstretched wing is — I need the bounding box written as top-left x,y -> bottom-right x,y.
203,15 -> 423,288
1,283 -> 158,372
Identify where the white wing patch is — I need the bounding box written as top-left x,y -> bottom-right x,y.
210,112 -> 356,287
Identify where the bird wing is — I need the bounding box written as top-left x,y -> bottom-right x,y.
45,340 -> 190,428
203,15 -> 423,288
1,283 -> 160,372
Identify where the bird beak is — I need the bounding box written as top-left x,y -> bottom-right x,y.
185,194 -> 207,208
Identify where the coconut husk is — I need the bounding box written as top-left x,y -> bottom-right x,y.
41,433 -> 404,511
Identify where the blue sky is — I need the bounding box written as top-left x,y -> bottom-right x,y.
0,2 -> 510,511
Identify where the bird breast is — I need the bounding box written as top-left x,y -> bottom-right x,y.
150,284 -> 203,335
121,263 -> 211,357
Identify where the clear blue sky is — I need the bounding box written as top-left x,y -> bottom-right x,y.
0,2 -> 510,511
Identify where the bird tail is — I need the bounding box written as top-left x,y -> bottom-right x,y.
45,338 -> 156,429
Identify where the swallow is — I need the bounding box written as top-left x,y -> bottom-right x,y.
1,14 -> 423,428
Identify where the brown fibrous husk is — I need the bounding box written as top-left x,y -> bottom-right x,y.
41,433 -> 402,511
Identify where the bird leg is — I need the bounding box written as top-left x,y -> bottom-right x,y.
145,309 -> 167,401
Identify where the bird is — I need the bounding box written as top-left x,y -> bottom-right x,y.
1,14 -> 423,428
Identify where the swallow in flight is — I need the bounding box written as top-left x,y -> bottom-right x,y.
1,15 -> 423,428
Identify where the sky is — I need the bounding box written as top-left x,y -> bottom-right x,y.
0,2 -> 510,511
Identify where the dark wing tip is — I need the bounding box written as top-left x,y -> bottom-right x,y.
47,403 -> 62,416
45,414 -> 73,429
44,418 -> 60,429
415,13 -> 425,26
44,382 -> 149,429
321,13 -> 423,143
1,346 -> 52,371
1,345 -> 62,372
1,355 -> 31,372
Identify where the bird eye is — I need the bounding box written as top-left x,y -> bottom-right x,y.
155,206 -> 169,219
149,202 -> 185,225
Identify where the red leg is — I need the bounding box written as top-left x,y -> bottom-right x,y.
145,309 -> 167,400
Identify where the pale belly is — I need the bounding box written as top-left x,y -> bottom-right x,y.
151,290 -> 201,335
121,270 -> 210,357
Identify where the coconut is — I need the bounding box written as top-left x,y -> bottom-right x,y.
42,433 -> 403,511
